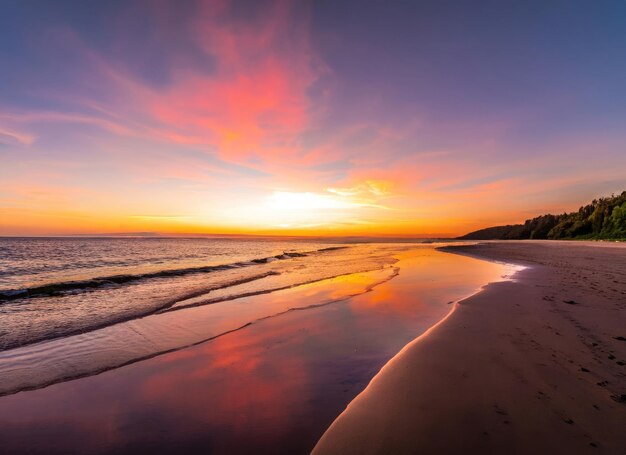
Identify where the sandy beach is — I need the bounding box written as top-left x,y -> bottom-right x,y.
314,241 -> 626,454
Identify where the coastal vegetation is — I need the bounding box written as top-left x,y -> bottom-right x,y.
459,191 -> 626,240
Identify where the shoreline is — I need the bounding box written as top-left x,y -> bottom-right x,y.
0,245 -> 509,454
314,241 -> 626,454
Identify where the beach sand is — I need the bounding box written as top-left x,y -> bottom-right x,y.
314,241 -> 626,454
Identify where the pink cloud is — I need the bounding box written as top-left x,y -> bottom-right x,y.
3,1 -> 326,170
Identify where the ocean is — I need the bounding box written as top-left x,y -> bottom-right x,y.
0,237 -> 400,395
0,238 -> 406,348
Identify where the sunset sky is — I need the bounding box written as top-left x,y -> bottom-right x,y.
1,0 -> 625,236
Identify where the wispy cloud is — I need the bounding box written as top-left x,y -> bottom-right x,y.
0,126 -> 35,146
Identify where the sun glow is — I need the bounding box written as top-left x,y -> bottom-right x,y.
210,190 -> 380,232
250,191 -> 368,228
266,191 -> 360,212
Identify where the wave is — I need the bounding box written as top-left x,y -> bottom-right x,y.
0,262 -> 393,353
157,267 -> 389,315
0,266 -> 399,397
0,271 -> 282,352
0,246 -> 349,302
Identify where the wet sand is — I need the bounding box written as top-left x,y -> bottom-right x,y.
0,246 -> 509,454
314,241 -> 626,454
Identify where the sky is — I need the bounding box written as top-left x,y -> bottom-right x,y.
1,0 -> 625,237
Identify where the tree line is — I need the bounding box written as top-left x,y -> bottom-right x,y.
459,191 -> 626,240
